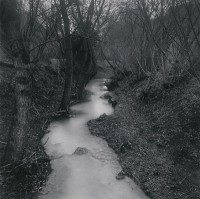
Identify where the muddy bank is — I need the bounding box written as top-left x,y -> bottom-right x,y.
88,76 -> 200,199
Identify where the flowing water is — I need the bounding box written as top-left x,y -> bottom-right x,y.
39,79 -> 148,199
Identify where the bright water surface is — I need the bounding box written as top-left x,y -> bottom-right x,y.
39,79 -> 148,199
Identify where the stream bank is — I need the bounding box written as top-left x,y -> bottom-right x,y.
0,64 -> 64,199
88,75 -> 200,199
39,78 -> 148,199
0,61 -> 113,199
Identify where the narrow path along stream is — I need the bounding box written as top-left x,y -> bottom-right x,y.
39,78 -> 148,199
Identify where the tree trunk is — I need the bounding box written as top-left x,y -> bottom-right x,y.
77,73 -> 88,99
60,59 -> 73,113
2,59 -> 31,164
59,0 -> 73,114
76,38 -> 97,99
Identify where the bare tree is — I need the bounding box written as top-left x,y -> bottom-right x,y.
2,0 -> 56,163
71,0 -> 113,99
103,0 -> 200,87
58,0 -> 74,113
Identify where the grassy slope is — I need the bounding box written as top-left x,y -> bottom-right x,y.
88,75 -> 200,199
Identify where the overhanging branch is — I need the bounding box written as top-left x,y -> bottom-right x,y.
30,34 -> 100,52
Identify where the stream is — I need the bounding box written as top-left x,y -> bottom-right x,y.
39,78 -> 148,199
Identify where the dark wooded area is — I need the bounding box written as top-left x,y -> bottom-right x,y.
0,0 -> 200,198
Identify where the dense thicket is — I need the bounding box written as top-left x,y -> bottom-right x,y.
103,0 -> 200,90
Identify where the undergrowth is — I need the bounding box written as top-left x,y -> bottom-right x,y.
88,74 -> 200,199
0,64 -> 63,199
